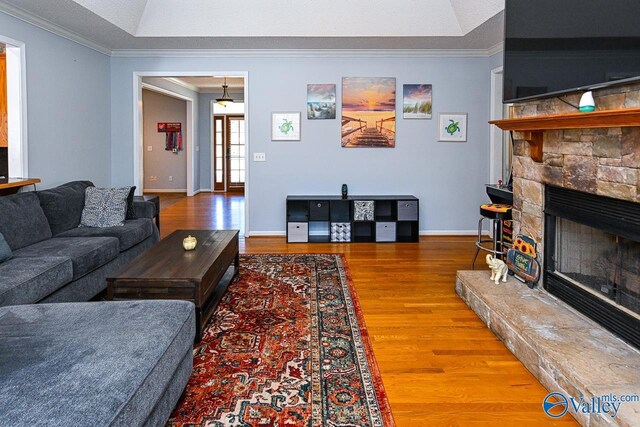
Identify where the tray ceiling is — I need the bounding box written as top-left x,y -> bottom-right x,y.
0,0 -> 505,50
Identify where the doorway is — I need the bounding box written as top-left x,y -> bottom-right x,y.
133,71 -> 250,236
0,35 -> 27,179
490,66 -> 512,184
213,112 -> 246,193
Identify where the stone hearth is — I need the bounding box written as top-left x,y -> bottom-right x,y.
456,271 -> 640,427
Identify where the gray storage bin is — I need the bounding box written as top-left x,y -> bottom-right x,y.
331,222 -> 351,242
354,200 -> 374,221
375,222 -> 396,242
397,200 -> 418,221
287,222 -> 309,243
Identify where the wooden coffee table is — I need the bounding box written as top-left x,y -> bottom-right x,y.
107,229 -> 239,341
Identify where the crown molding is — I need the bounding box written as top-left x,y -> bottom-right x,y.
487,42 -> 504,56
111,47 -> 498,58
0,2 -> 112,55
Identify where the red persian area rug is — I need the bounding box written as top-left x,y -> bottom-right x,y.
168,254 -> 395,427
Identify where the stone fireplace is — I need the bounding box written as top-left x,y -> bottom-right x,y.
508,83 -> 640,348
456,83 -> 640,426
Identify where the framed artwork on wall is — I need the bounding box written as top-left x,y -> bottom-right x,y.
307,84 -> 336,119
403,84 -> 432,119
438,113 -> 467,142
271,112 -> 301,141
341,77 -> 396,148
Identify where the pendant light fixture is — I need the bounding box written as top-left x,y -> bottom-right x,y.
216,77 -> 234,107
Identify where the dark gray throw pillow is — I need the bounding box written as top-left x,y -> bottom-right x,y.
0,232 -> 12,264
36,180 -> 94,235
80,187 -> 131,228
0,192 -> 52,250
126,186 -> 137,220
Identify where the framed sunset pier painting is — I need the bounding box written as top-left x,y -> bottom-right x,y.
341,77 -> 396,148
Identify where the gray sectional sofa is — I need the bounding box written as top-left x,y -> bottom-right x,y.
0,181 -> 195,426
0,180 -> 158,305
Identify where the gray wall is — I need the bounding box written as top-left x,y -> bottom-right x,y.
111,55 -> 492,234
142,89 -> 187,191
0,11 -> 111,188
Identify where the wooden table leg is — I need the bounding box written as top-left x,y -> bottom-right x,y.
234,251 -> 240,277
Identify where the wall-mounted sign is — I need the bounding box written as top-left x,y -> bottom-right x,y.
157,122 -> 181,133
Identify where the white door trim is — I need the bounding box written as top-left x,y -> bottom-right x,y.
0,35 -> 28,178
132,71 -> 250,237
489,66 -> 504,184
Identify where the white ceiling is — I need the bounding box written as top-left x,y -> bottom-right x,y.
0,0 -> 505,51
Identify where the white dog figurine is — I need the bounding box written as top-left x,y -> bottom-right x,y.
486,254 -> 509,285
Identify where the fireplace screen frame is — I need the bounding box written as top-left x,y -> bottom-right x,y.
544,185 -> 640,348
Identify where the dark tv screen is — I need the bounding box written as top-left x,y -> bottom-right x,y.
503,0 -> 640,103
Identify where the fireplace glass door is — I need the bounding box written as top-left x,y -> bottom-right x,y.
555,218 -> 640,317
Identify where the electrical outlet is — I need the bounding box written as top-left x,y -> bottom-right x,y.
169,176 -> 173,182
253,152 -> 266,162
149,176 -> 158,182
196,145 -> 199,152
147,146 -> 153,152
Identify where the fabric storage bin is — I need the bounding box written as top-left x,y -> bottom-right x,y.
375,222 -> 396,242
331,222 -> 351,242
354,200 -> 374,221
287,222 -> 308,243
309,200 -> 330,221
397,200 -> 418,221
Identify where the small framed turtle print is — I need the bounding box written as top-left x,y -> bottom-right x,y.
271,112 -> 301,141
438,113 -> 467,142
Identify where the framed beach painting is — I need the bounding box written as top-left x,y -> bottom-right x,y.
403,84 -> 432,119
341,77 -> 396,148
438,113 -> 467,142
271,112 -> 301,141
307,84 -> 336,119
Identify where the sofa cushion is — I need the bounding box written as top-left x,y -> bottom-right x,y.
56,218 -> 153,252
0,257 -> 73,306
0,300 -> 195,427
0,232 -> 11,263
80,187 -> 131,228
13,237 -> 119,280
0,192 -> 52,250
36,180 -> 94,236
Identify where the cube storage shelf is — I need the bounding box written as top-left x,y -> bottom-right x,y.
286,195 -> 419,243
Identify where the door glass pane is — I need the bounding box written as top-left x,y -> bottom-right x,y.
214,117 -> 224,185
228,117 -> 245,185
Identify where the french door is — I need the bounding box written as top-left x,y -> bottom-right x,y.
213,114 -> 245,192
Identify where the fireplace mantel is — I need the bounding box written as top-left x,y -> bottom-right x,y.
490,107 -> 640,162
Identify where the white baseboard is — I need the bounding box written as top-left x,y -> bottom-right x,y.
246,230 -> 481,237
197,188 -> 213,192
144,188 -> 187,193
420,230 -> 482,236
246,231 -> 287,237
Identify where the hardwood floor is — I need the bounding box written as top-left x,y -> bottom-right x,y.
159,193 -> 576,426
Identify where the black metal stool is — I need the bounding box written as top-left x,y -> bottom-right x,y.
471,203 -> 512,268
